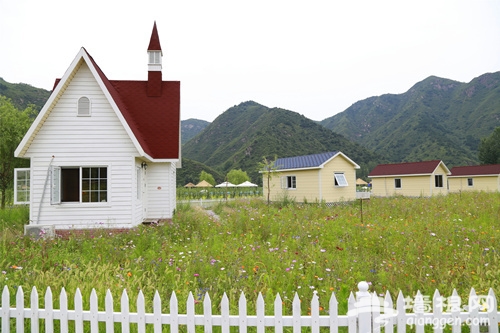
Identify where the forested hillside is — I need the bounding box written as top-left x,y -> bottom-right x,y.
0,77 -> 51,110
183,101 -> 384,183
320,72 -> 500,167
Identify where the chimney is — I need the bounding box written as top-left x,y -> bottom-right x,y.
147,22 -> 162,96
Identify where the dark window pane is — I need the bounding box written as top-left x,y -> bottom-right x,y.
61,168 -> 80,202
82,168 -> 90,178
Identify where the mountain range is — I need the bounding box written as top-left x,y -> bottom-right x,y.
2,72 -> 500,185
182,101 -> 383,182
320,73 -> 500,167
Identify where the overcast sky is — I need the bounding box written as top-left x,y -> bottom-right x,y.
1,0 -> 499,122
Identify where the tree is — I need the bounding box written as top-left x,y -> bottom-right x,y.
0,96 -> 36,208
478,127 -> 500,165
199,170 -> 215,186
226,169 -> 250,185
258,156 -> 279,205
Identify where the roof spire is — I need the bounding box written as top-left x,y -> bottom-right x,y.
147,21 -> 162,52
147,21 -> 163,96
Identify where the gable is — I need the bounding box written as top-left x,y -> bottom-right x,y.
434,162 -> 451,175
20,62 -> 138,156
16,48 -> 180,161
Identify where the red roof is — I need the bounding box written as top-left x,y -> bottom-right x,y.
369,160 -> 446,177
449,164 -> 500,177
147,22 -> 162,51
82,49 -> 179,159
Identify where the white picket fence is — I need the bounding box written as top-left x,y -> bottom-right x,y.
1,281 -> 499,333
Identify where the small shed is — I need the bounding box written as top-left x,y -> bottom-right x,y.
368,160 -> 450,197
262,151 -> 360,203
448,164 -> 500,192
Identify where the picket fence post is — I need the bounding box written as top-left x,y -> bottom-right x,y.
356,281 -> 371,333
30,286 -> 39,333
105,289 -> 113,332
1,286 -> 9,332
238,292 -> 247,333
45,287 -> 54,333
89,289 -> 98,332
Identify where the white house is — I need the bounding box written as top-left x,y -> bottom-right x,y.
14,23 -> 181,232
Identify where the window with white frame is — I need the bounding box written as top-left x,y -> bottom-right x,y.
334,173 -> 348,187
78,96 -> 90,116
14,168 -> 30,204
281,175 -> 296,189
435,175 -> 443,188
149,51 -> 161,64
51,166 -> 107,204
394,178 -> 402,189
467,178 -> 473,187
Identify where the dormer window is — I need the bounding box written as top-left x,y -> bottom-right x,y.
148,51 -> 162,65
78,97 -> 91,116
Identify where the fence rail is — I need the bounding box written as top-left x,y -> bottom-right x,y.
1,282 -> 499,333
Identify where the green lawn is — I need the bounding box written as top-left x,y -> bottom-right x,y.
1,192 -> 499,316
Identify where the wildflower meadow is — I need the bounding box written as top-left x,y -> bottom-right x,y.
1,191 -> 499,318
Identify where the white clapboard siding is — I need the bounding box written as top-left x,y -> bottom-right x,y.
25,62 -> 141,228
2,283 -> 499,333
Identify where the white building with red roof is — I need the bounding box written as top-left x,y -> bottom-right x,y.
14,23 -> 181,233
448,164 -> 500,192
368,160 -> 451,197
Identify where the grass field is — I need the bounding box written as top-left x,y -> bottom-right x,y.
1,191 -> 499,317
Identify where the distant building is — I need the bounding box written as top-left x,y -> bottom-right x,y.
368,160 -> 450,197
448,164 -> 500,192
262,151 -> 360,203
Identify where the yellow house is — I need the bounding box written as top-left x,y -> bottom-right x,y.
262,151 -> 360,203
448,164 -> 500,192
368,160 -> 450,197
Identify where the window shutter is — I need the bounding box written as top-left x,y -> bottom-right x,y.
51,166 -> 61,205
280,176 -> 286,189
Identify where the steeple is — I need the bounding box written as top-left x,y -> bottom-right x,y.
147,22 -> 163,96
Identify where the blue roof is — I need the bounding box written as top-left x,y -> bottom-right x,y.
275,151 -> 339,170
